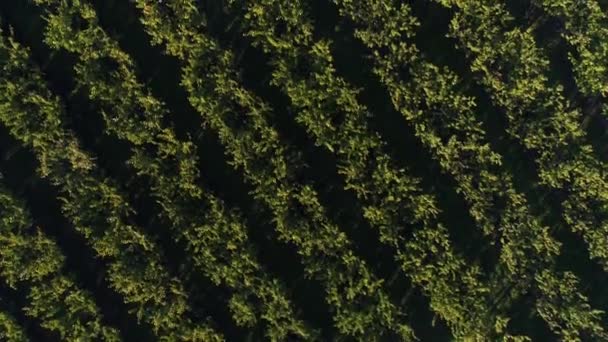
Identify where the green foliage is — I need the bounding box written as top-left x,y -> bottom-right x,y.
0,306 -> 27,342
0,182 -> 120,341
133,0 -> 414,340
435,0 -> 608,338
533,0 -> 608,99
330,0 -> 606,339
0,0 -> 606,340
33,1 -> 313,340
535,271 -> 608,341
240,0 -> 506,338
0,28 -> 221,341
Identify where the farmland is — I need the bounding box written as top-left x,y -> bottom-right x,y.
0,0 -> 607,341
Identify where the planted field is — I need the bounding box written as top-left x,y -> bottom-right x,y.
0,0 -> 606,341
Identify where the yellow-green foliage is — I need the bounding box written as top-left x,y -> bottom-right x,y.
0,0 -> 606,340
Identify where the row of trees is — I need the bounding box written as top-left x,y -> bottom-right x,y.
0,26 -> 221,340
0,0 -> 605,339
0,300 -> 27,342
432,0 -> 608,339
532,0 -> 607,115
330,0 -> 606,339
236,0 -> 499,339
133,0 -> 414,340
435,0 -> 608,270
0,180 -> 121,341
34,0 -> 313,340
